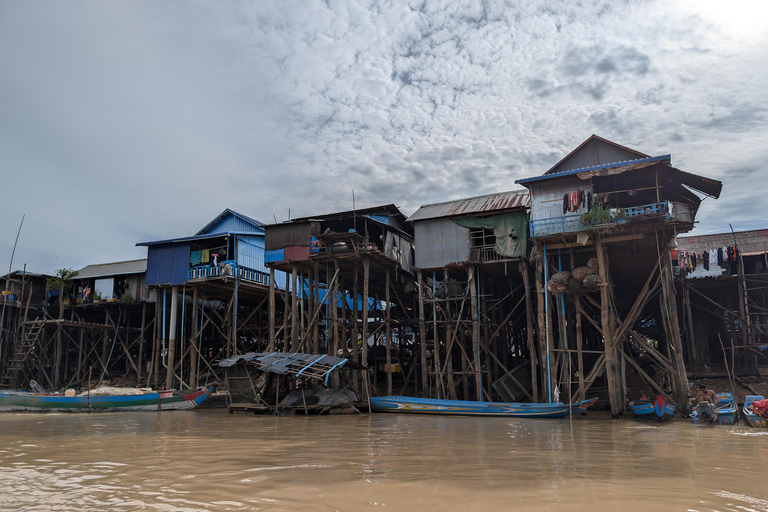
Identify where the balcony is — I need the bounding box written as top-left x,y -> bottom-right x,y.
188,261 -> 270,286
530,202 -> 670,238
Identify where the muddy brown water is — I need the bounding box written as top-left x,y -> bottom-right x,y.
1,410 -> 766,511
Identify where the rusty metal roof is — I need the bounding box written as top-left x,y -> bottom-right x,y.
408,190 -> 530,222
677,229 -> 768,255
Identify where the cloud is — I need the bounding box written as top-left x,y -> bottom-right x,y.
0,0 -> 767,272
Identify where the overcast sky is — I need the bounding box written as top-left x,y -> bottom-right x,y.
1,0 -> 767,274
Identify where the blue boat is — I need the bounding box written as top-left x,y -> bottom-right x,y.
627,396 -> 675,422
370,396 -> 597,418
691,392 -> 738,425
0,385 -> 216,413
742,395 -> 768,428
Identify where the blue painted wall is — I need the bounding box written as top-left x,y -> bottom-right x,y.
146,244 -> 190,286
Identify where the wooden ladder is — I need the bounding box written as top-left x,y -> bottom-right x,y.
0,319 -> 44,389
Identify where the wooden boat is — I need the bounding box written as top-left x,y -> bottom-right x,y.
690,392 -> 738,425
370,396 -> 597,418
0,385 -> 215,413
627,396 -> 675,422
742,395 -> 768,427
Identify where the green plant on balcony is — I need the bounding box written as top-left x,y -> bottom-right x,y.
580,204 -> 627,226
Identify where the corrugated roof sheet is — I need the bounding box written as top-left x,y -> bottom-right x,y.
195,208 -> 263,236
515,155 -> 671,185
75,259 -> 147,279
677,229 -> 768,254
408,190 -> 530,222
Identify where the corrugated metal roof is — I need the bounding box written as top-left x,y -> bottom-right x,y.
75,259 -> 147,279
408,191 -> 530,222
677,229 -> 768,254
136,231 -> 263,247
515,155 -> 671,185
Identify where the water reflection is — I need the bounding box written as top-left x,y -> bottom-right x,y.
0,411 -> 766,511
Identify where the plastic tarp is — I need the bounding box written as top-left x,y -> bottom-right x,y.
453,213 -> 528,258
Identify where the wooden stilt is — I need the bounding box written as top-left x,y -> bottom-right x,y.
596,238 -> 622,417
362,257 -> 370,395
417,269 -> 427,397
291,266 -> 299,352
520,261 -> 538,403
268,268 -> 276,351
352,265 -> 359,394
166,286 -> 179,390
189,286 -> 199,388
468,265 -> 481,401
385,267 -> 392,396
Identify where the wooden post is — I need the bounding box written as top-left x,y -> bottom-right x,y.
166,286 -> 179,390
291,266 -> 299,352
596,238 -> 621,417
313,261 -> 320,354
352,265 -> 359,394
417,269 -> 428,397
659,243 -> 689,408
574,294 -> 585,402
468,265 -> 481,401
282,281 -> 289,352
268,268 -> 276,351
331,262 -> 339,388
534,245 -> 548,400
137,301 -> 147,386
152,294 -> 162,388
362,258 -> 370,388
189,286 -> 198,388
385,267 -> 392,396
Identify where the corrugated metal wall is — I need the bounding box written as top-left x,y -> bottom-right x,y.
236,235 -> 266,273
146,244 -> 190,286
414,218 -> 470,269
205,215 -> 263,235
529,177 -> 590,222
265,222 -> 317,250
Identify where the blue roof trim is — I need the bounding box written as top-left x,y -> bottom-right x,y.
515,155 -> 671,185
136,231 -> 263,247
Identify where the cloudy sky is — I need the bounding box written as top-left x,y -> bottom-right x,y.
1,0 -> 767,273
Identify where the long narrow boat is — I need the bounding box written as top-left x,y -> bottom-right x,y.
691,392 -> 738,425
370,396 -> 597,418
742,395 -> 768,427
627,396 -> 675,422
0,385 -> 216,413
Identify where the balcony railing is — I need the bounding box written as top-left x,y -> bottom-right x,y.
188,261 -> 270,286
530,202 -> 670,238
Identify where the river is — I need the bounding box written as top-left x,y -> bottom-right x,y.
1,410 -> 766,511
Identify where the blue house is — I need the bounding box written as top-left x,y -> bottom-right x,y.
137,209 -> 285,289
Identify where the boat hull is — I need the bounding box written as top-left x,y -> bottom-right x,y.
691,392 -> 738,425
743,395 -> 768,427
0,386 -> 215,413
370,396 -> 597,418
628,397 -> 675,422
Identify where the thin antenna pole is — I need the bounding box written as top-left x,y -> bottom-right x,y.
0,214 -> 25,367
353,189 -> 357,233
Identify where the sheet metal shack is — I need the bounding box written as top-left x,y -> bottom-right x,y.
408,191 -> 537,403
263,204 -> 415,396
515,135 -> 722,416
